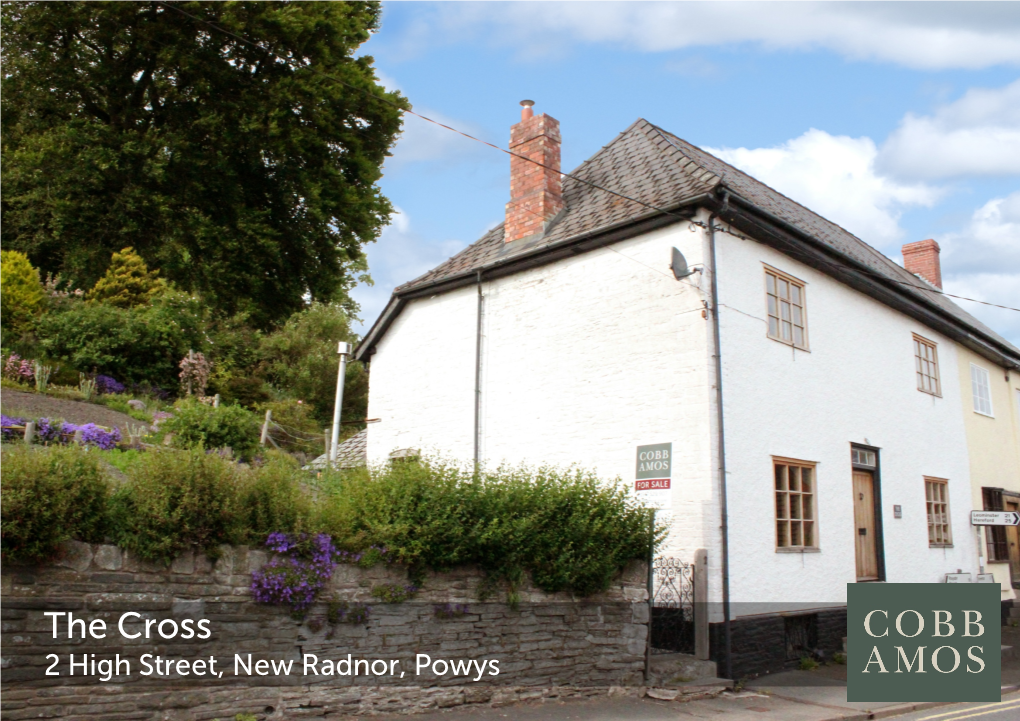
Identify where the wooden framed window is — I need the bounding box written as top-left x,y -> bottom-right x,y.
982,487 -> 1009,561
913,334 -> 941,396
774,458 -> 817,550
925,478 -> 952,547
765,267 -> 808,350
971,364 -> 993,416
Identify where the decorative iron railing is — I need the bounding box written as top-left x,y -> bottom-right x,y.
650,556 -> 695,655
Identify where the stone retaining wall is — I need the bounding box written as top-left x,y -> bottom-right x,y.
0,542 -> 649,719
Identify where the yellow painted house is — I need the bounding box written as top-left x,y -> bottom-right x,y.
902,239 -> 1020,604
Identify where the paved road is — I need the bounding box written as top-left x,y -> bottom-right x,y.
887,692 -> 1020,721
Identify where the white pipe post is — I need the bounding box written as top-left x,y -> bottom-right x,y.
329,342 -> 352,465
24,421 -> 35,445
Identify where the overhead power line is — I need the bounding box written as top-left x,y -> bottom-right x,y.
155,2 -> 1018,315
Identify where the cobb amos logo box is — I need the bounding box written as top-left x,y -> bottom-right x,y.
847,583 -> 1000,702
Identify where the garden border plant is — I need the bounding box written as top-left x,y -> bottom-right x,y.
2,445 -> 663,614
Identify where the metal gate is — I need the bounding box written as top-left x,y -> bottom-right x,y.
650,556 -> 696,654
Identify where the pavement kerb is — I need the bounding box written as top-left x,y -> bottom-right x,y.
811,684 -> 1020,721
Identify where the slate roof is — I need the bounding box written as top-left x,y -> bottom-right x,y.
302,428 -> 367,471
375,118 -> 1018,360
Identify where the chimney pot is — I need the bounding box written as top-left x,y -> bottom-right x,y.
901,238 -> 942,289
505,102 -> 562,243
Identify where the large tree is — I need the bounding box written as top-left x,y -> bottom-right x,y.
2,1 -> 406,326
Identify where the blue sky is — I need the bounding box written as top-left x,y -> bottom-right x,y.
349,2 -> 1020,346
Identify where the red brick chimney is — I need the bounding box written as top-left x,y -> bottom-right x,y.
505,100 -> 563,243
901,239 -> 942,289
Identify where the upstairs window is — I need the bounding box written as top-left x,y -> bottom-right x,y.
913,334 -> 941,396
765,267 -> 808,350
971,364 -> 993,416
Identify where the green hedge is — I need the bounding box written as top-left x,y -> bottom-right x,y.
1,447 -> 659,597
1,445 -> 110,564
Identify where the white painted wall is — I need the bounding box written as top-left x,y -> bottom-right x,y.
713,219 -> 978,612
366,221 -> 723,581
365,208 -> 980,621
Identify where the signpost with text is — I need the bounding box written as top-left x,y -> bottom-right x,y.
971,511 -> 1020,526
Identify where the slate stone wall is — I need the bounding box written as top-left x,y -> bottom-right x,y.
1,542 -> 649,719
709,608 -> 848,680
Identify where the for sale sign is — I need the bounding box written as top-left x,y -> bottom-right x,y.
635,443 -> 671,490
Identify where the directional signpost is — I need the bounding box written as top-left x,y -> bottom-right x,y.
971,511 -> 1020,526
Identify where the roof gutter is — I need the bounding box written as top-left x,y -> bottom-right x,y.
355,195 -> 711,360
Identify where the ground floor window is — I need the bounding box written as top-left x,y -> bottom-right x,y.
983,487 -> 1009,561
774,458 -> 817,550
924,478 -> 952,547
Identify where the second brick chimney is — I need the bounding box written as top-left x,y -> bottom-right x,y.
505,100 -> 563,243
902,239 -> 942,289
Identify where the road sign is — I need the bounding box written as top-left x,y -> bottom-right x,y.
971,511 -> 1020,526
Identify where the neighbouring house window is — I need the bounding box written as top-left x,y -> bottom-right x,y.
982,487 -> 1009,562
774,459 -> 817,549
913,335 -> 941,396
765,267 -> 808,350
971,364 -> 993,416
925,478 -> 952,547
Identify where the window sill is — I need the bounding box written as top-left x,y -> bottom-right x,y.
766,335 -> 810,353
775,547 -> 821,554
928,544 -> 954,549
917,390 -> 942,398
973,410 -> 995,418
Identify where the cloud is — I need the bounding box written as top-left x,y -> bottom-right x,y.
350,208 -> 468,332
393,2 -> 1020,70
706,129 -> 942,246
938,191 -> 1020,346
877,79 -> 1020,180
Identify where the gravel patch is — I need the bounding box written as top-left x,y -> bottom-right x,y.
1,389 -> 148,433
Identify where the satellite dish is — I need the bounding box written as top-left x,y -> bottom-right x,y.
670,247 -> 694,279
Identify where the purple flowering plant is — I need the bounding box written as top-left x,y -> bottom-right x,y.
251,533 -> 342,616
94,375 -> 126,395
1,415 -> 120,449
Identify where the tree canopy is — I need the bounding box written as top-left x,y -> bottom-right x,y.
1,1 -> 407,326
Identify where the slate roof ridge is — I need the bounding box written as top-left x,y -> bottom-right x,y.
649,122 -> 888,262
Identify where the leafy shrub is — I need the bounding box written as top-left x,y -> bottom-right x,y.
314,459 -> 659,597
87,247 -> 163,308
162,399 -> 260,459
236,452 -> 311,542
36,292 -> 207,392
0,250 -> 46,338
259,302 -> 366,426
110,449 -> 243,564
1,445 -> 110,564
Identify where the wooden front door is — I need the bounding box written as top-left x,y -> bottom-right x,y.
853,471 -> 879,581
1007,499 -> 1020,585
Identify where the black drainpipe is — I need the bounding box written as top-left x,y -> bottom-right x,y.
473,271 -> 483,472
707,198 -> 733,681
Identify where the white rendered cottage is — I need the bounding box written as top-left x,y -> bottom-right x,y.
355,103 -> 1020,677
